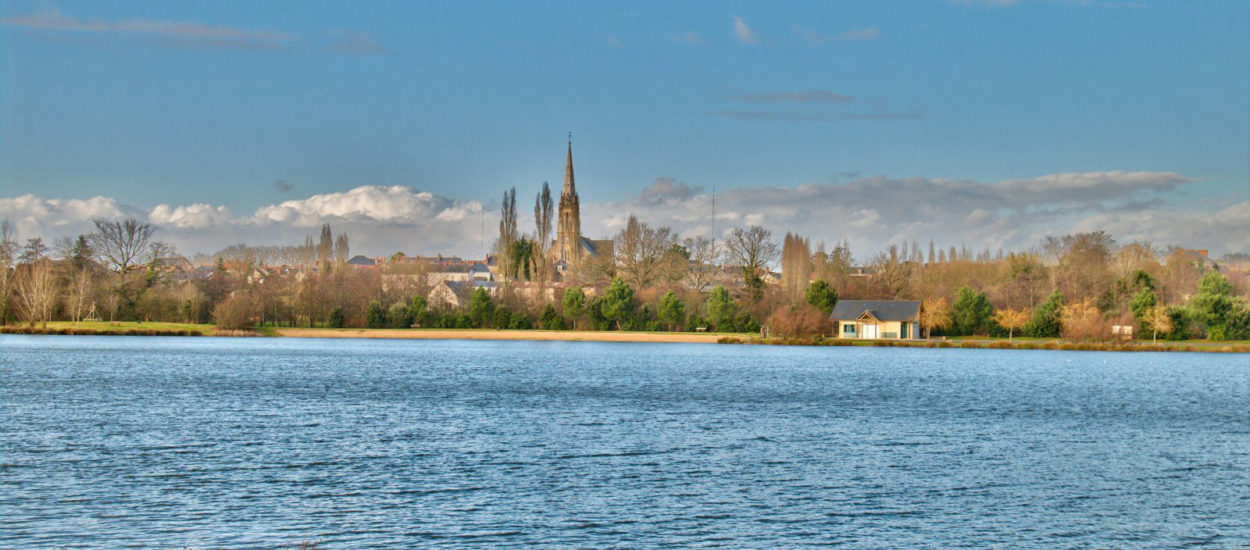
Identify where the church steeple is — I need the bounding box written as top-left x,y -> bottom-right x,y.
563,135 -> 575,197
556,135 -> 582,265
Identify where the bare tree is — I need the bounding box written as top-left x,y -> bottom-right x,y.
725,225 -> 778,301
66,265 -> 94,326
682,235 -> 718,292
0,220 -> 16,324
16,259 -> 57,328
89,218 -> 155,279
89,218 -> 155,319
614,214 -> 676,290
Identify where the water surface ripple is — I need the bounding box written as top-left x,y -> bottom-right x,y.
2,335 -> 1247,548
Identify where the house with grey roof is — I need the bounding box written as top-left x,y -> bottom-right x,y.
830,300 -> 923,340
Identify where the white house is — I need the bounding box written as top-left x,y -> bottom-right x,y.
830,300 -> 923,340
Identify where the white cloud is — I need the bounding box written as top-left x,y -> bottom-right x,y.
733,16 -> 757,44
1,9 -> 291,50
149,203 -> 234,229
2,172 -> 1244,260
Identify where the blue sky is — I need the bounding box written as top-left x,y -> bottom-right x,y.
1,1 -> 1247,258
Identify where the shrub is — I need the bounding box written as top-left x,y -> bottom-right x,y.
212,294 -> 256,330
765,305 -> 832,338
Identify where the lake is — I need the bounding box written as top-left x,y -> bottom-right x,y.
2,335 -> 1247,548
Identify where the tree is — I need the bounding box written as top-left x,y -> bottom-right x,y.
920,297 -> 951,338
600,278 -> 634,330
781,232 -> 813,303
69,234 -> 94,272
20,237 -> 47,264
1027,290 -> 1064,337
1190,271 -> 1238,340
317,223 -> 334,266
468,287 -> 494,328
657,290 -> 685,331
534,181 -> 554,281
539,303 -> 564,330
212,293 -> 256,330
1143,306 -> 1172,344
388,301 -> 413,328
951,287 -> 993,336
89,218 -> 156,320
497,187 -> 518,280
562,287 -> 586,330
410,296 -> 428,326
15,259 -> 57,328
89,218 -> 155,280
1061,298 -> 1105,340
682,236 -> 719,292
335,234 -> 350,264
725,225 -> 778,302
993,308 -> 1030,340
806,279 -> 838,316
0,220 -> 16,324
613,214 -> 677,290
327,306 -> 345,328
66,265 -> 93,326
1129,286 -> 1157,322
705,286 -> 737,331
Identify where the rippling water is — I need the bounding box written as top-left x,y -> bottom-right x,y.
2,335 -> 1247,548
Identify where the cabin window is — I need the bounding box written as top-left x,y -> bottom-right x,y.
843,324 -> 855,334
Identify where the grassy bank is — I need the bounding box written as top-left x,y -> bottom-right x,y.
721,335 -> 1250,353
1,321 -> 215,336
276,327 -> 736,344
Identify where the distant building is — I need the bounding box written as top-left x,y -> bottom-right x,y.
831,300 -> 923,340
552,138 -> 611,276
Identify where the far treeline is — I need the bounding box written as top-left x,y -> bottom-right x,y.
1,207 -> 1247,343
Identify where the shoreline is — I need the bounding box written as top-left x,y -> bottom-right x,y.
3,323 -> 1246,352
275,328 -> 729,344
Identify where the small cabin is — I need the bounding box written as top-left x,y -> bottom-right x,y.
830,300 -> 923,340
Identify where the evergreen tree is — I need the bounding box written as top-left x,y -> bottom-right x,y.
806,279 -> 838,315
540,303 -> 564,330
600,277 -> 634,330
1027,290 -> 1064,337
365,300 -> 387,328
657,290 -> 685,331
705,286 -> 737,332
327,306 -> 345,328
951,286 -> 993,335
468,287 -> 494,328
562,287 -> 585,329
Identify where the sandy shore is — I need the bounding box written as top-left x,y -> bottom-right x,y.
275,328 -> 730,344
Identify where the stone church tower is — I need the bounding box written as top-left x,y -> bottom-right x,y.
556,138 -> 582,265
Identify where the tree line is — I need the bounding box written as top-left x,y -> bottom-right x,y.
1,213 -> 1247,342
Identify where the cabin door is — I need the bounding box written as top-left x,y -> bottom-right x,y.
862,324 -> 878,339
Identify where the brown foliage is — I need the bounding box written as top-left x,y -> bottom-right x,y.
1061,298 -> 1108,340
765,305 -> 832,338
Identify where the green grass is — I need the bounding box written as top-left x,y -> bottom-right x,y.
1,321 -> 215,336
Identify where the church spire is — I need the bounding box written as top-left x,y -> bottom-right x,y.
563,134 -> 575,196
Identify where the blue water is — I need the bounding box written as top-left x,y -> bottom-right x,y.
2,335 -> 1247,548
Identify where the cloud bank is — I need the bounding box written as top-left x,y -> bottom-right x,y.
2,172 -> 1245,261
